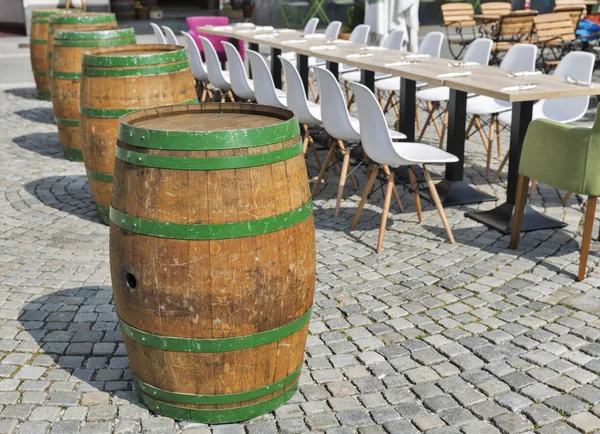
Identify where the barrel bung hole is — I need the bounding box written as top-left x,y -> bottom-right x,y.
126,272 -> 137,290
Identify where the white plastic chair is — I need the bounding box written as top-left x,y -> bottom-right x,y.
181,31 -> 212,101
312,66 -> 406,215
162,26 -> 179,45
349,81 -> 459,252
278,21 -> 342,63
311,24 -> 371,69
199,36 -> 233,101
465,43 -> 538,175
416,38 -> 493,148
247,50 -> 287,107
375,31 -> 444,118
304,17 -> 319,34
150,23 -> 166,44
494,51 -> 595,180
223,41 -> 254,101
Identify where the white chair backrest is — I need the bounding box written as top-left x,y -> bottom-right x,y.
349,24 -> 371,44
150,22 -> 166,44
540,51 -> 594,123
181,31 -> 208,82
314,67 -> 360,142
419,31 -> 444,57
325,21 -> 342,39
223,41 -> 254,100
382,29 -> 407,51
350,82 -> 401,166
280,56 -> 320,124
499,43 -> 537,71
247,50 -> 285,107
199,36 -> 231,90
463,38 -> 493,65
162,26 -> 178,45
304,17 -> 319,34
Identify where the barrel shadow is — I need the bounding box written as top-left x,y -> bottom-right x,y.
5,87 -> 40,101
13,132 -> 64,159
24,175 -> 101,224
15,107 -> 55,125
18,286 -> 142,407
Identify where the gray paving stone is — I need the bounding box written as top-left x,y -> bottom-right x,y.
491,413 -> 534,434
545,394 -> 589,416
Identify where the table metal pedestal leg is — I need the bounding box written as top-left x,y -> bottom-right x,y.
248,42 -> 259,79
466,101 -> 566,233
271,47 -> 282,89
297,54 -> 309,96
326,61 -> 339,79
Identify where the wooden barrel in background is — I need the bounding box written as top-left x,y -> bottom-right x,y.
109,103 -> 315,423
110,0 -> 136,21
50,28 -> 136,162
29,9 -> 80,100
80,44 -> 197,223
46,13 -> 117,82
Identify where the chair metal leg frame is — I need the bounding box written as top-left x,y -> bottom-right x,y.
418,102 -> 447,147
311,139 -> 359,200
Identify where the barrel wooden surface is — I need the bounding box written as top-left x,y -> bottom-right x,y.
29,9 -> 80,100
50,27 -> 135,162
110,0 -> 136,20
46,13 -> 117,80
109,103 -> 315,423
79,44 -> 197,223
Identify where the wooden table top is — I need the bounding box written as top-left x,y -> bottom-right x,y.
197,25 -> 600,102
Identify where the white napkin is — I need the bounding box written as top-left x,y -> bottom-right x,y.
278,28 -> 297,33
235,29 -> 256,34
361,46 -> 389,51
212,26 -> 234,32
330,39 -> 352,44
447,61 -> 479,67
500,83 -> 538,92
385,60 -> 419,67
282,39 -> 307,45
507,71 -> 542,77
346,52 -> 375,59
310,45 -> 337,51
565,76 -> 593,87
437,71 -> 472,78
403,54 -> 431,59
234,23 -> 255,29
255,26 -> 274,31
303,33 -> 327,39
255,33 -> 280,40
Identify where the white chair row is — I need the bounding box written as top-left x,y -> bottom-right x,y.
150,23 -> 179,45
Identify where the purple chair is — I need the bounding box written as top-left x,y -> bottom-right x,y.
186,16 -> 245,62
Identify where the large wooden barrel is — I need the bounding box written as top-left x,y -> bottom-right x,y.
29,9 -> 80,100
47,13 -> 117,80
80,44 -> 197,223
109,103 -> 315,423
50,28 -> 136,162
110,0 -> 136,21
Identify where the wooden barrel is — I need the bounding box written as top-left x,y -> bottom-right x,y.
50,28 -> 136,162
109,103 -> 315,423
29,9 -> 80,100
80,44 -> 197,223
110,0 -> 136,21
47,13 -> 117,80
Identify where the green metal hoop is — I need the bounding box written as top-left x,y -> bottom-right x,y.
54,27 -> 134,41
63,147 -> 83,161
49,13 -> 116,24
33,70 -> 47,77
54,37 -> 136,47
119,308 -> 311,353
50,71 -> 81,80
79,98 -> 199,118
55,117 -> 79,126
86,168 -> 113,183
30,38 -> 47,44
110,199 -> 312,240
82,61 -> 190,77
82,47 -> 187,67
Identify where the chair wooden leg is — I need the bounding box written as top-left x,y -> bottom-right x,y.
228,90 -> 235,102
424,167 -> 455,244
309,137 -> 322,170
578,196 -> 597,281
474,116 -> 489,152
415,102 -> 420,131
392,93 -> 401,118
344,82 -> 351,106
418,103 -> 435,142
430,103 -> 442,139
309,77 -> 319,102
335,140 -> 351,217
347,94 -> 355,111
408,166 -> 423,223
311,143 -> 336,197
382,165 -> 403,212
466,115 -> 476,137
494,151 -> 509,180
302,124 -> 310,155
562,191 -> 573,205
200,87 -> 207,102
376,166 -> 396,253
220,94 -> 226,103
486,115 -> 496,176
439,107 -> 449,149
383,91 -> 394,113
529,180 -> 537,196
350,165 -> 379,230
377,89 -> 383,106
496,115 -> 502,157
207,87 -> 214,101
509,175 -> 530,249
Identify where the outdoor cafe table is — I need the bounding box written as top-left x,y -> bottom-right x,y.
196,25 -> 600,234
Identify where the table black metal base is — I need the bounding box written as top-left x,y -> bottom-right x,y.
466,202 -> 566,234
434,180 -> 497,206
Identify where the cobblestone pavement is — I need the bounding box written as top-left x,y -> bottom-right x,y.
1,81 -> 600,434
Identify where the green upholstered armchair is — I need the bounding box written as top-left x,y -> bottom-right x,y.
510,112 -> 600,280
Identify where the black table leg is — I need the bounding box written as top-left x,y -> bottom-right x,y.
297,54 -> 309,97
248,42 -> 259,79
326,61 -> 339,79
395,78 -> 422,181
271,47 -> 282,89
466,101 -> 566,233
432,89 -> 497,206
360,70 -> 375,91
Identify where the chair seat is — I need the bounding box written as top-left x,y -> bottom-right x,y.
498,100 -> 583,126
416,86 -> 450,102
346,116 -> 407,141
466,95 -> 511,115
375,76 -> 426,92
389,141 -> 459,166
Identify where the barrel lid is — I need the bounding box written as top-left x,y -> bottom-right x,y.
118,103 -> 300,151
54,27 -> 135,41
32,9 -> 80,17
49,13 -> 116,24
82,44 -> 186,67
